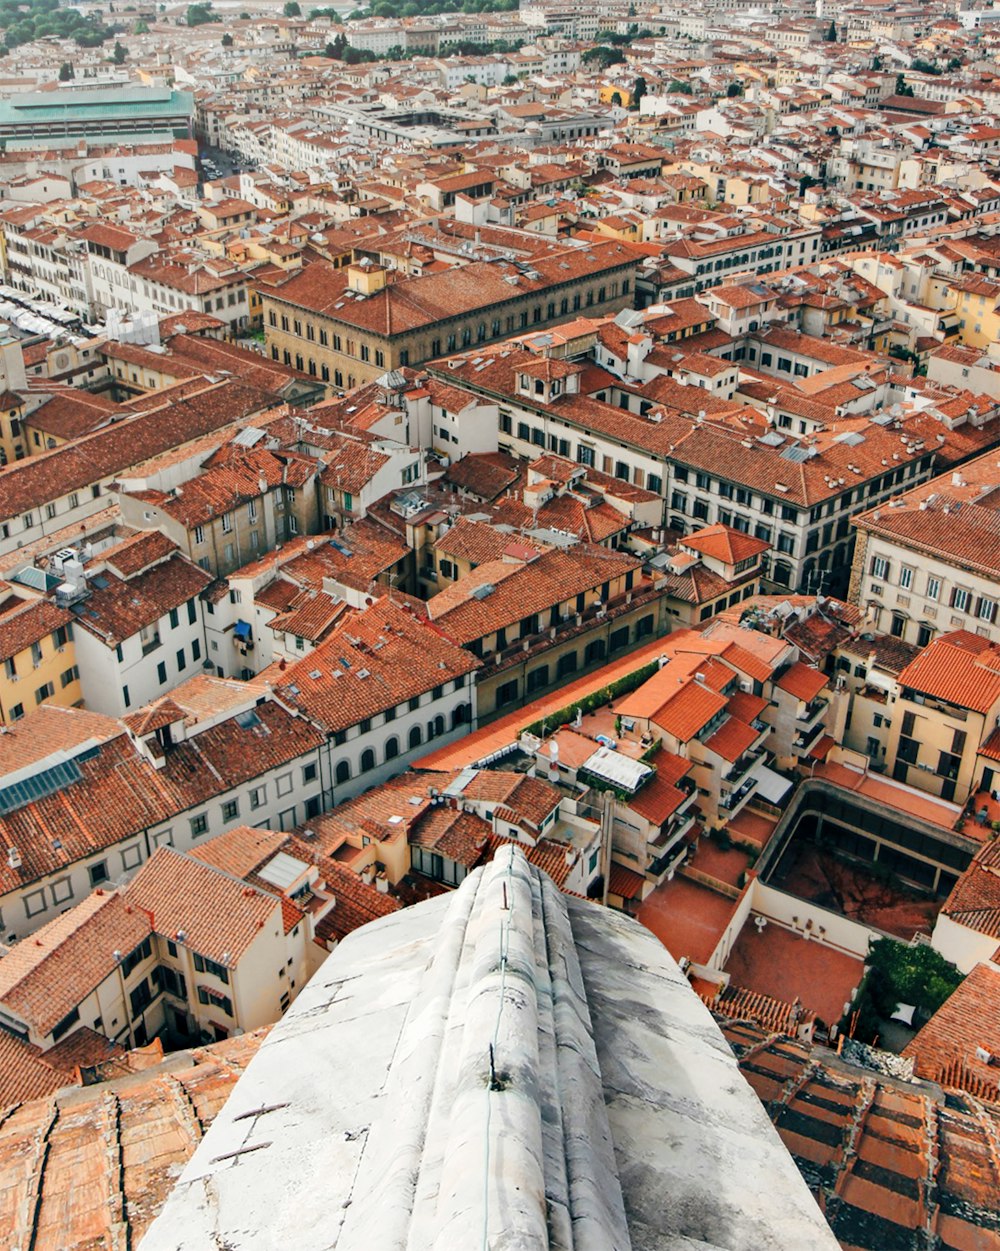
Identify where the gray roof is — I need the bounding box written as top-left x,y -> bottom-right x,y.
138,845 -> 839,1251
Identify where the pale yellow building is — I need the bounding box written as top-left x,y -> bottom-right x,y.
0,591 -> 81,724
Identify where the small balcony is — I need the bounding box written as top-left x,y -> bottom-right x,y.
797,696 -> 827,729
649,807 -> 697,855
793,720 -> 826,754
724,748 -> 765,786
647,839 -> 689,882
721,776 -> 758,812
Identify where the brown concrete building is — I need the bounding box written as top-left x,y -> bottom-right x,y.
260,240 -> 641,389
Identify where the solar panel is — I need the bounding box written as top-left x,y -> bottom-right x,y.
0,759 -> 83,815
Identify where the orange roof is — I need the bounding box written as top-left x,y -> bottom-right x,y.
648,680 -> 729,743
683,523 -> 769,565
414,636 -> 674,770
628,772 -> 690,824
813,761 -> 959,830
608,863 -> 646,901
776,661 -> 828,703
725,690 -> 768,724
704,715 -> 759,763
903,964 -> 1000,1102
897,631 -> 1000,715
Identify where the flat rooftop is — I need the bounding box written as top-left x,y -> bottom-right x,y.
638,874 -> 740,966
724,919 -> 865,1027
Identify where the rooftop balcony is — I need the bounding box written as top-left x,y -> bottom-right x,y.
793,720 -> 826,754
797,697 -> 827,729
721,776 -> 758,813
724,748 -> 766,787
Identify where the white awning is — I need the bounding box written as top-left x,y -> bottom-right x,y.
748,761 -> 794,806
582,746 -> 653,794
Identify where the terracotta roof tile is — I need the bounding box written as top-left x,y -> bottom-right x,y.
276,596 -> 478,733
0,891 -> 150,1036
903,963 -> 1000,1099
776,661 -> 828,703
897,631 -> 1000,715
126,846 -> 280,965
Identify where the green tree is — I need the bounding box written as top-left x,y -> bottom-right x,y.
58,60 -> 74,80
581,44 -> 624,68
221,30 -> 233,44
186,3 -> 215,25
895,72 -> 914,96
134,18 -> 148,31
112,39 -> 127,62
309,5 -> 339,15
630,75 -> 647,110
283,0 -> 301,13
825,19 -> 836,41
726,80 -> 743,97
610,90 -> 622,106
668,79 -> 692,94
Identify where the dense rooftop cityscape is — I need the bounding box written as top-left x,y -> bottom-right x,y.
0,0 -> 999,1244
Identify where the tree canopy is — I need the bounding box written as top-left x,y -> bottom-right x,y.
0,0 -> 115,50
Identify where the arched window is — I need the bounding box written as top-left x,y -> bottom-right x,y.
408,725 -> 423,750
451,704 -> 469,729
428,715 -> 445,740
385,736 -> 400,760
335,759 -> 351,785
360,748 -> 376,773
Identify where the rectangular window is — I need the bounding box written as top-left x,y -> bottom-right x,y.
926,577 -> 940,601
250,785 -> 266,810
194,525 -> 205,545
276,772 -> 293,797
130,978 -> 153,1017
51,1006 -> 80,1041
899,566 -> 913,590
190,813 -> 208,836
222,799 -> 239,821
197,985 -> 233,1015
89,861 -> 109,887
121,937 -> 152,978
193,953 -> 230,983
50,877 -> 73,906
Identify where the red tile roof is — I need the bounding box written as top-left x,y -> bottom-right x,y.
904,963 -> 1000,1101
897,630 -> 1000,714
0,891 -> 150,1036
126,846 -> 281,965
775,661 -> 828,702
683,523 -> 769,565
275,596 -> 478,733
